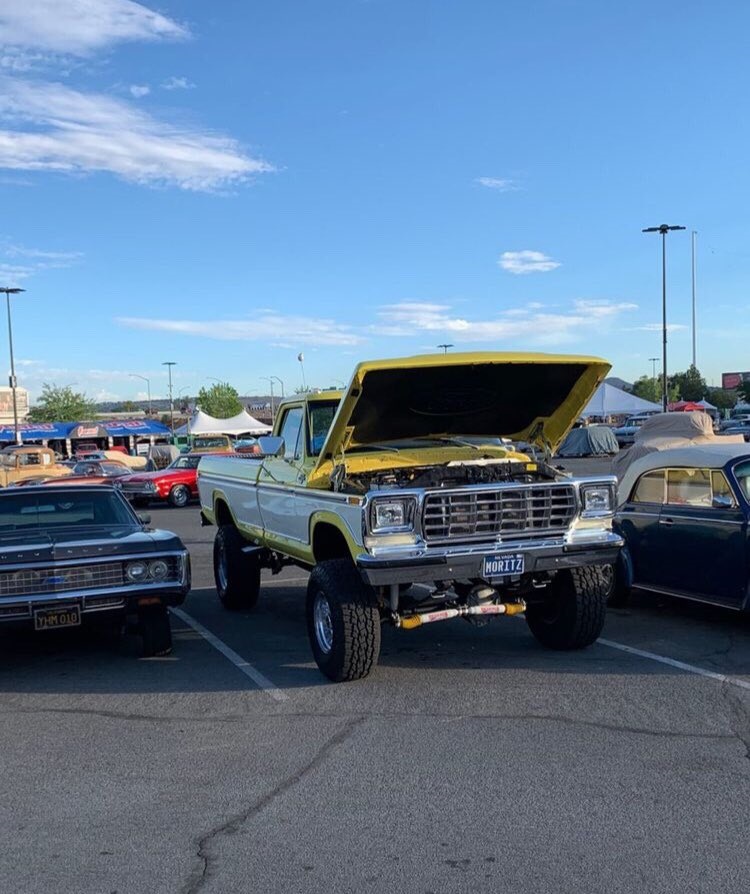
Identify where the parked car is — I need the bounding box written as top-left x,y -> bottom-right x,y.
612,414 -> 658,447
0,485 -> 190,655
720,421 -> 750,442
72,460 -> 131,479
189,434 -> 233,453
611,443 -> 750,608
0,446 -> 71,487
120,454 -> 207,507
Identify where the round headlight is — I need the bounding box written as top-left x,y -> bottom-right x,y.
149,559 -> 169,582
125,561 -> 148,582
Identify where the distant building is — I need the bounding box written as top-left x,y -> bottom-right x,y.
0,386 -> 29,424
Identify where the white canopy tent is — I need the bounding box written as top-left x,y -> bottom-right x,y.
582,383 -> 660,418
175,409 -> 271,437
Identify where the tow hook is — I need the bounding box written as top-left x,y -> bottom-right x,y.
396,600 -> 527,630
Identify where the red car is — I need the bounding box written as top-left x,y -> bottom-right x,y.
119,454 -> 207,508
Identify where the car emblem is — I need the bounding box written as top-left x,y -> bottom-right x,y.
44,575 -> 66,586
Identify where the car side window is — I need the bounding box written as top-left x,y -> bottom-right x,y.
278,407 -> 304,459
666,468 -> 712,507
631,470 -> 665,504
711,471 -> 737,508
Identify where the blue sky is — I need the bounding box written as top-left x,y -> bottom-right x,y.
0,0 -> 747,403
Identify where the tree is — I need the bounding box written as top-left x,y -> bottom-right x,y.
631,375 -> 661,404
27,383 -> 97,422
706,387 -> 737,411
669,364 -> 707,402
196,382 -> 243,418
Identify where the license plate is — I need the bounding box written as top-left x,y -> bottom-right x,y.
34,605 -> 81,631
482,554 -> 525,579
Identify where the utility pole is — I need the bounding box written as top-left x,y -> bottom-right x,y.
437,343 -> 454,354
260,377 -> 276,423
0,286 -> 25,444
691,230 -> 698,369
642,224 -> 686,411
162,361 -> 176,434
129,373 -> 152,415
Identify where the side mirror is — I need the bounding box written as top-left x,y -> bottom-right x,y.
138,513 -> 152,526
257,436 -> 284,457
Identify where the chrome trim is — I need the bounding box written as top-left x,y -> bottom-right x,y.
659,515 -> 744,527
0,579 -> 187,615
0,550 -> 186,573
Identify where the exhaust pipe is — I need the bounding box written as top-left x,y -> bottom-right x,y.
398,600 -> 526,630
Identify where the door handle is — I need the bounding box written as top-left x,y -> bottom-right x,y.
659,517 -> 674,526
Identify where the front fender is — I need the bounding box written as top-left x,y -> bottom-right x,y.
309,510 -> 365,561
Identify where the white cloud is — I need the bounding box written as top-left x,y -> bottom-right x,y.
4,243 -> 82,265
633,322 -> 688,332
116,313 -> 365,346
129,83 -> 150,98
0,78 -> 272,191
476,177 -> 520,192
0,0 -> 188,56
499,250 -> 561,275
161,76 -> 194,91
373,299 -> 637,345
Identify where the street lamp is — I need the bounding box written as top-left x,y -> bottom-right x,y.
129,373 -> 151,415
162,361 -> 176,434
642,224 -> 686,411
691,230 -> 698,369
649,356 -> 659,397
0,286 -> 25,444
270,375 -> 285,397
297,353 -> 307,390
260,377 -> 278,423
437,343 -> 454,354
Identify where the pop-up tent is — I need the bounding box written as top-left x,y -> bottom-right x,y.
176,409 -> 271,437
582,383 -> 661,417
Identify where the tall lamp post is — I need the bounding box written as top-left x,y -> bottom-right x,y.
0,286 -> 25,444
642,224 -> 686,411
260,377 -> 277,423
691,230 -> 698,368
437,343 -> 454,354
649,356 -> 659,398
162,361 -> 176,434
129,373 -> 152,415
297,353 -> 307,390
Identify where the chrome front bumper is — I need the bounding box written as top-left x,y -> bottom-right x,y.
356,532 -> 623,585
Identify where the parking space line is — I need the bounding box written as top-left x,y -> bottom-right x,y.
599,637 -> 750,692
171,607 -> 288,702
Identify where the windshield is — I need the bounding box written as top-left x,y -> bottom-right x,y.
170,456 -> 202,470
193,436 -> 229,449
0,490 -> 137,534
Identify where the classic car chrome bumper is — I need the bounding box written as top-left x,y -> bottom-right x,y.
0,552 -> 191,622
356,532 -> 623,585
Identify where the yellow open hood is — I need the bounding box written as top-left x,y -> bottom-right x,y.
313,352 -> 610,473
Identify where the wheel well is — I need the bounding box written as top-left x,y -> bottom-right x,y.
312,523 -> 351,563
214,498 -> 234,527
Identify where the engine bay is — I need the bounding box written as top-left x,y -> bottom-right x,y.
333,457 -> 562,494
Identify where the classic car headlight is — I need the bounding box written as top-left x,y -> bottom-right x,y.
370,497 -> 417,533
125,560 -> 149,582
148,559 -> 169,581
145,481 -> 157,492
580,485 -> 614,518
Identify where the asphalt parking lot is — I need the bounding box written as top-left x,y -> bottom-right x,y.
3,504 -> 750,894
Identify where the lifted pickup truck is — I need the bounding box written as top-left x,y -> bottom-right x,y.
198,353 -> 622,682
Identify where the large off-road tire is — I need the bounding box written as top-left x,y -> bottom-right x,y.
168,484 -> 190,508
306,559 -> 381,682
525,566 -> 607,650
213,524 -> 261,611
139,605 -> 172,657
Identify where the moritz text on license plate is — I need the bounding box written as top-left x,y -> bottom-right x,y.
34,605 -> 82,631
482,554 -> 525,578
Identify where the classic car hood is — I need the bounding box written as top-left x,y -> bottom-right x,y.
124,469 -> 183,483
0,527 -> 184,564
313,352 -> 610,476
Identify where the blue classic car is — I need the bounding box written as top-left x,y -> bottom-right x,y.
612,444 -> 750,608
0,485 -> 190,655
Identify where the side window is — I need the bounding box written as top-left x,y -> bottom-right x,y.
308,402 -> 338,457
278,407 -> 304,459
666,468 -> 712,507
631,470 -> 665,504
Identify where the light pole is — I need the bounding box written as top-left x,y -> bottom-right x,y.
297,353 -> 307,390
129,373 -> 151,415
437,343 -> 454,354
0,287 -> 25,444
162,361 -> 176,434
177,387 -> 192,437
649,356 -> 659,398
642,224 -> 686,411
691,230 -> 698,369
270,375 -> 285,397
260,377 -> 277,423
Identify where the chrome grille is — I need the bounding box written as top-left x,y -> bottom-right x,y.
0,562 -> 125,597
422,484 -> 577,543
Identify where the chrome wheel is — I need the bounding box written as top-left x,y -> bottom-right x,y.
313,591 -> 334,654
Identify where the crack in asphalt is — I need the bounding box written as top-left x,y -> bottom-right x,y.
0,704 -> 735,744
180,714 -> 367,894
721,681 -> 750,762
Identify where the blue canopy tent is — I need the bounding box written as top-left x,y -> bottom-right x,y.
0,421 -> 75,442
